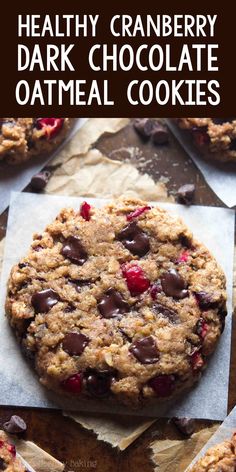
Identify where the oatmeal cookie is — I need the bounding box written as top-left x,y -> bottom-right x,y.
0,431 -> 27,471
189,433 -> 236,471
175,118 -> 236,163
0,118 -> 73,164
5,198 -> 227,408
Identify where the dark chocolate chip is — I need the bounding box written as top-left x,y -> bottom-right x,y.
129,336 -> 159,364
31,288 -> 60,313
117,221 -> 150,257
218,304 -> 227,333
153,303 -> 178,323
64,304 -> 76,313
176,184 -> 195,206
61,236 -> 88,265
18,262 -> 28,269
161,269 -> 188,299
151,122 -> 169,145
3,415 -> 27,434
230,138 -> 236,151
172,417 -> 196,437
30,171 -> 51,192
133,118 -> 154,139
98,288 -> 129,319
62,332 -> 89,356
179,234 -> 193,249
194,291 -> 218,310
85,369 -> 116,397
68,278 -> 91,292
212,118 -> 235,125
0,458 -> 6,470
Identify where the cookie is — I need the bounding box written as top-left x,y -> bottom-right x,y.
175,118 -> 236,163
189,433 -> 236,471
0,431 -> 27,471
0,118 -> 73,165
5,198 -> 227,408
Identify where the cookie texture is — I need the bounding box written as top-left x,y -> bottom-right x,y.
0,431 -> 27,471
175,118 -> 236,163
189,433 -> 236,471
0,118 -> 73,164
6,198 -> 227,408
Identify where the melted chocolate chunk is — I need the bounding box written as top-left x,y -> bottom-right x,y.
179,234 -> 193,249
230,138 -> 236,151
161,269 -> 188,299
85,369 -> 116,397
117,221 -> 150,257
98,288 -> 129,319
31,289 -> 60,313
61,236 -> 88,265
172,417 -> 196,437
151,122 -> 169,145
154,303 -> 178,323
194,291 -> 218,310
0,458 -> 6,470
218,304 -> 227,333
3,415 -> 27,434
18,262 -> 28,269
68,278 -> 91,292
129,336 -> 159,364
62,332 -> 89,356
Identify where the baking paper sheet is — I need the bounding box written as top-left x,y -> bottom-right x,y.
0,118 -> 88,215
167,120 -> 236,208
0,193 -> 234,419
186,406 -> 236,470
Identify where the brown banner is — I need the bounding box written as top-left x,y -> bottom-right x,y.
0,1 -> 235,116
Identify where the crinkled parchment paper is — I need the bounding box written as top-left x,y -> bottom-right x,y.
63,411 -> 155,450
167,120 -> 236,208
0,194 -> 234,422
1,430 -> 64,472
186,406 -> 236,470
150,423 -> 218,472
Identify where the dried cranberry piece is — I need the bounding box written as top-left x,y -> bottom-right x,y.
190,350 -> 204,371
192,127 -> 210,147
61,372 -> 83,394
126,206 -> 151,221
80,201 -> 91,221
196,318 -> 209,339
150,283 -> 162,300
35,118 -> 64,138
122,264 -> 150,296
7,444 -> 16,457
176,250 -> 189,264
149,374 -> 175,397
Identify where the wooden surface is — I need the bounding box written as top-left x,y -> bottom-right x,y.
0,119 -> 235,471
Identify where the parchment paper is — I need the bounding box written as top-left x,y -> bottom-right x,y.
150,423 -> 219,472
0,193 -> 234,420
166,120 -> 236,208
63,411 -> 155,450
0,118 -> 129,215
186,406 -> 236,470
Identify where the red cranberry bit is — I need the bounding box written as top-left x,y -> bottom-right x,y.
61,373 -> 83,394
36,118 -> 64,139
122,264 -> 150,296
149,374 -> 175,397
192,129 -> 209,147
196,318 -> 209,339
190,351 -> 204,371
126,206 -> 151,221
150,283 -> 162,300
80,201 -> 91,221
0,440 -> 3,448
176,250 -> 189,264
7,444 -> 16,457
